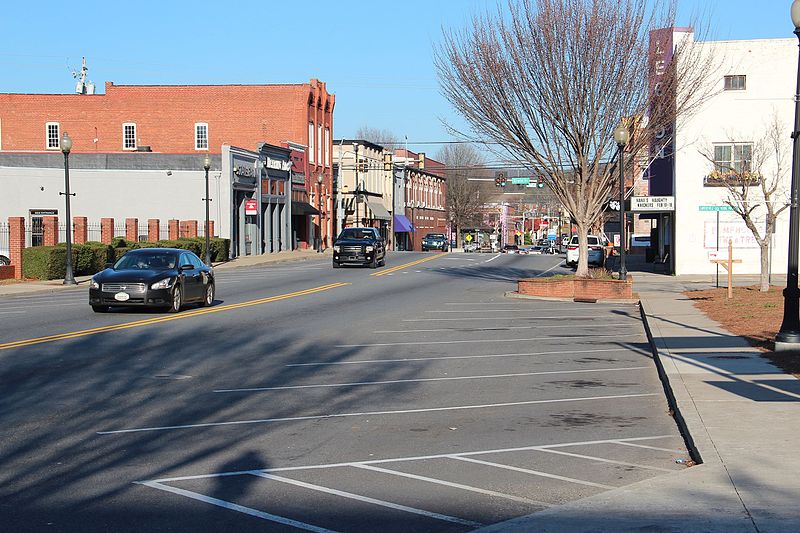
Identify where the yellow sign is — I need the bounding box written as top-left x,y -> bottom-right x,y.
465,234 -> 473,242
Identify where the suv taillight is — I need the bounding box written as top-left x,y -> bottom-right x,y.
567,246 -> 577,251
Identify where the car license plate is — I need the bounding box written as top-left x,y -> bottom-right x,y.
114,292 -> 130,302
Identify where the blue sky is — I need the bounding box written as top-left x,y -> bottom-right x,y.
0,0 -> 791,155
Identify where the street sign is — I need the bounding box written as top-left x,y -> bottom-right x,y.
511,177 -> 530,185
699,205 -> 734,212
547,234 -> 557,241
245,199 -> 258,215
465,234 -> 473,242
631,196 -> 675,212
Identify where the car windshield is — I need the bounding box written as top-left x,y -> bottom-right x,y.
569,236 -> 600,245
425,234 -> 445,239
114,252 -> 177,270
338,229 -> 376,240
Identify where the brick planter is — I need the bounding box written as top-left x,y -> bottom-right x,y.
518,276 -> 634,302
0,265 -> 14,280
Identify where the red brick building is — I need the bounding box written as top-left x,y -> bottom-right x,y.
0,78 -> 335,246
394,149 -> 447,251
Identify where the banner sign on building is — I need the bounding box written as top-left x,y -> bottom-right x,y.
631,196 -> 675,212
648,28 -> 676,196
704,221 -> 758,249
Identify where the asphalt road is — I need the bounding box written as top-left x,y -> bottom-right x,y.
0,251 -> 689,532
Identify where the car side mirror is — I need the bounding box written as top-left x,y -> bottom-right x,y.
180,264 -> 193,271
104,262 -> 114,269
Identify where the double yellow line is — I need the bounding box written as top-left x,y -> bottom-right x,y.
0,282 -> 350,352
371,253 -> 448,277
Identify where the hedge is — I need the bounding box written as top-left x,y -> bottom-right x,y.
23,237 -> 230,280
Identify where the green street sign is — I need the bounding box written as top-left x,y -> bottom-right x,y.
699,205 -> 734,212
511,177 -> 530,185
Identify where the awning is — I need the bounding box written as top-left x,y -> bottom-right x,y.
292,202 -> 319,216
366,200 -> 391,221
393,214 -> 414,233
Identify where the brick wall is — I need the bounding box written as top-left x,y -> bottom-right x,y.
517,277 -> 634,300
148,219 -> 159,242
73,216 -> 87,244
179,220 -> 197,238
101,218 -> 114,244
168,219 -> 179,240
43,216 -> 58,246
8,217 -> 24,279
125,218 -> 138,243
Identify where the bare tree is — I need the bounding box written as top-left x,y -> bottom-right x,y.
436,143 -> 486,247
700,114 -> 790,292
354,126 -> 400,147
436,0 -> 716,276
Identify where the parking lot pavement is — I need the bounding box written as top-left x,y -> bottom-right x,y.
128,295 -> 689,532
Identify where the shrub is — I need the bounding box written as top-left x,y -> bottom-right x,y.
23,246 -> 66,280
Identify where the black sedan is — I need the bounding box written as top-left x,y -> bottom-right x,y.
421,233 -> 449,252
89,248 -> 215,313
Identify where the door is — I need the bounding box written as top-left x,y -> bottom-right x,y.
178,253 -> 201,300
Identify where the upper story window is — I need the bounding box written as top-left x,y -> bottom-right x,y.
317,124 -> 323,166
724,75 -> 746,91
706,142 -> 755,187
324,127 -> 330,167
123,123 -> 137,150
195,123 -> 208,150
46,122 -> 60,150
308,122 -> 315,164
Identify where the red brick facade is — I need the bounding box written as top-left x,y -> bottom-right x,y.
148,219 -> 159,242
125,218 -> 138,243
1,79 -> 336,245
8,217 -> 25,279
73,217 -> 87,244
179,220 -> 198,239
168,219 -> 179,240
43,216 -> 58,246
100,218 -> 114,244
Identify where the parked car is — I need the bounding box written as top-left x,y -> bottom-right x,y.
527,246 -> 543,255
332,227 -> 386,268
421,233 -> 449,252
0,247 -> 9,266
502,244 -> 520,254
89,248 -> 215,313
565,235 -> 605,267
463,242 -> 479,253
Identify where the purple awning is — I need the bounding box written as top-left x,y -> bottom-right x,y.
393,214 -> 414,233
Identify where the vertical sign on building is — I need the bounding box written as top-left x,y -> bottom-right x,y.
648,28 -> 676,196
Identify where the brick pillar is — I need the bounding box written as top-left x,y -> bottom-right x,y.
73,217 -> 87,244
125,218 -> 138,243
148,219 -> 160,242
101,218 -> 114,244
207,220 -> 215,238
185,220 -> 198,238
43,216 -> 58,246
8,217 -> 24,279
168,219 -> 179,240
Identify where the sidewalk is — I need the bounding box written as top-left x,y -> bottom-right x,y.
482,273 -> 800,532
0,248 -> 331,298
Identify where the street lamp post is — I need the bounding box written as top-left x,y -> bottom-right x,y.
317,174 -> 324,252
60,132 -> 77,285
203,155 -> 211,265
613,121 -> 630,281
354,144 -> 360,226
776,0 -> 800,347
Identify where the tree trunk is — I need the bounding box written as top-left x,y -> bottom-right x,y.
760,241 -> 770,292
576,223 -> 590,278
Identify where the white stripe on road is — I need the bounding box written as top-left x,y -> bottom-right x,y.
484,253 -> 502,263
535,261 -> 565,277
335,334 -> 641,348
402,316 -> 635,322
532,448 -> 674,472
450,456 -> 614,489
615,441 -> 686,453
251,472 -> 481,527
427,309 -> 626,314
136,481 -> 338,533
285,347 -> 634,367
97,393 -> 658,435
145,435 -> 676,483
213,366 -> 650,393
351,464 -> 550,507
375,323 -> 637,333
0,303 -> 84,310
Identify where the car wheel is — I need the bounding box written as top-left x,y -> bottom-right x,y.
332,260 -> 340,268
379,258 -> 385,267
91,305 -> 108,313
199,282 -> 215,307
369,256 -> 378,269
168,285 -> 183,313
0,255 -> 10,266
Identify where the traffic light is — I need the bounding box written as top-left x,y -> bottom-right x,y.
537,176 -> 545,188
495,171 -> 507,187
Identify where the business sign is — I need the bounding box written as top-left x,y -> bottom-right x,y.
244,199 -> 258,216
699,205 -> 734,212
704,221 -> 758,249
631,196 -> 675,212
265,157 -> 292,172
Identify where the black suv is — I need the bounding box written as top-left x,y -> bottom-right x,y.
332,227 -> 386,268
421,233 -> 449,252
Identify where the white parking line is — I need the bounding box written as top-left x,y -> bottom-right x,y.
285,347 -> 634,367
484,253 -> 502,263
0,310 -> 27,315
427,309 -> 625,313
136,481 -> 337,532
402,316 -> 636,322
251,472 -> 482,527
615,441 -> 686,453
213,366 -> 650,393
375,323 -> 637,333
97,392 -> 658,435
533,448 -> 674,472
451,456 -> 614,489
0,303 -> 85,310
335,333 -> 641,348
351,464 -> 550,507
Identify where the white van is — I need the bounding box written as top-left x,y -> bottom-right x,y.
565,235 -> 605,267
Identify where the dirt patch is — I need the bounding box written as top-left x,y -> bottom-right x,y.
685,285 -> 800,377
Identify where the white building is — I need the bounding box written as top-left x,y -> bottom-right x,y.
660,33 -> 794,275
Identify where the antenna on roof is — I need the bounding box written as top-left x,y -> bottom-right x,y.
71,57 -> 95,95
